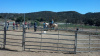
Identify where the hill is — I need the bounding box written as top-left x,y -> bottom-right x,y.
0,11 -> 100,26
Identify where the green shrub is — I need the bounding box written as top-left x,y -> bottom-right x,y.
31,20 -> 40,26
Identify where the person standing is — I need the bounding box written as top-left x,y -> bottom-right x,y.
7,21 -> 9,30
27,22 -> 30,30
25,21 -> 27,29
43,22 -> 46,30
34,21 -> 37,32
16,22 -> 18,30
13,22 -> 15,30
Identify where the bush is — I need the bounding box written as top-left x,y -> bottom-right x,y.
0,16 -> 2,18
95,19 -> 100,26
31,21 -> 34,26
11,18 -> 15,20
15,16 -> 24,22
31,20 -> 40,26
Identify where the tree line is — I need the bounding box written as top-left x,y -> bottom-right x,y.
0,11 -> 100,26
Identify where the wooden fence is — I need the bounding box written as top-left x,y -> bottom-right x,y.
0,25 -> 100,53
23,28 -> 77,54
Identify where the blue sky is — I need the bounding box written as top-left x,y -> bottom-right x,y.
0,0 -> 100,14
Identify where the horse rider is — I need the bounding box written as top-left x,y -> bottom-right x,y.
49,19 -> 54,28
51,19 -> 54,24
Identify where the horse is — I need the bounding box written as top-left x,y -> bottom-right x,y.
45,23 -> 58,31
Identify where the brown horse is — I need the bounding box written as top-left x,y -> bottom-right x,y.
45,23 -> 58,31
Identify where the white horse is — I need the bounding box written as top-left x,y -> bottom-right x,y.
45,23 -> 58,31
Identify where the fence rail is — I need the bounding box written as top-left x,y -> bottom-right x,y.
25,37 -> 75,41
25,45 -> 74,49
0,26 -> 100,53
25,48 -> 75,53
23,28 -> 77,54
77,34 -> 100,52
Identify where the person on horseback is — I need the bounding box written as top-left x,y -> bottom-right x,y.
51,19 -> 54,24
52,19 -> 54,29
49,19 -> 54,25
49,19 -> 54,29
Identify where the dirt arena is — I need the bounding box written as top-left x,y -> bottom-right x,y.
0,29 -> 100,56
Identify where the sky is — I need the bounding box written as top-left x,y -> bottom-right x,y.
0,0 -> 100,14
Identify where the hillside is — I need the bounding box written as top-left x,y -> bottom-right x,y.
0,11 -> 100,26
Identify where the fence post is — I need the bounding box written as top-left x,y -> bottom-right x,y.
74,28 -> 78,54
3,16 -> 7,49
22,25 -> 25,51
3,26 -> 6,49
57,30 -> 59,52
22,13 -> 25,51
40,27 -> 42,50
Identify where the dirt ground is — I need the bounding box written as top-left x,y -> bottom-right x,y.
0,50 -> 100,56
0,29 -> 100,56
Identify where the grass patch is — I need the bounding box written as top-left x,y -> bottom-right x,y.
58,24 -> 100,29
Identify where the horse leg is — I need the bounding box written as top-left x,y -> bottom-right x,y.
55,26 -> 58,31
50,27 -> 51,31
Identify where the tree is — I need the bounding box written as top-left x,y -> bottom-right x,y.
35,20 -> 40,26
31,20 -> 40,26
88,19 -> 94,25
15,16 -> 23,22
10,17 -> 15,20
84,18 -> 95,25
0,11 -> 100,24
95,19 -> 100,26
25,18 -> 28,21
28,18 -> 31,20
0,16 -> 2,18
36,18 -> 40,21
40,18 -> 43,22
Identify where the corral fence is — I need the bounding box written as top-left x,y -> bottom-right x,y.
0,25 -> 23,51
60,23 -> 100,32
23,28 -> 78,54
0,14 -> 100,54
0,26 -> 100,53
0,24 -> 78,54
0,24 -> 4,48
5,30 -> 23,51
77,31 -> 100,52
